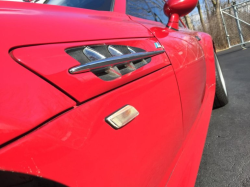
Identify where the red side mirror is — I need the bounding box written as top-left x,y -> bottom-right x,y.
164,0 -> 198,30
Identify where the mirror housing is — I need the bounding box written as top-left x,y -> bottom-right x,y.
164,0 -> 198,30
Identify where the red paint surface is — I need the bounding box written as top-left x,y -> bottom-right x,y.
158,33 -> 207,138
0,52 -> 76,146
164,0 -> 199,17
113,0 -> 126,13
0,1 -> 152,48
0,67 -> 184,187
12,38 -> 170,103
164,0 -> 198,29
167,13 -> 180,30
0,0 -> 216,186
166,85 -> 215,187
127,15 -> 216,186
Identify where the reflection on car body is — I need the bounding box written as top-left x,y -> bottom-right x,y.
0,0 -> 228,186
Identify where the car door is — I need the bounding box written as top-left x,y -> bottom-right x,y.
127,0 -> 207,139
0,1 -> 183,186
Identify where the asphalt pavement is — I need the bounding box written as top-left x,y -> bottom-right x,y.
195,43 -> 250,187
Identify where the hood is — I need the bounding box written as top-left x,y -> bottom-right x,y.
0,1 -> 151,50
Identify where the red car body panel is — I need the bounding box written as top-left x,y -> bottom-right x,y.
166,85 -> 215,187
0,2 -> 152,46
12,38 -> 170,103
156,33 -> 207,138
0,67 -> 185,187
113,0 -> 126,13
0,48 -> 76,146
0,0 -> 216,186
128,16 -> 209,139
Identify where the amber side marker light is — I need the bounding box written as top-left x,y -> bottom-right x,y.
106,105 -> 139,129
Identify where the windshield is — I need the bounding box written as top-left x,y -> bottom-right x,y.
45,0 -> 114,11
2,0 -> 114,11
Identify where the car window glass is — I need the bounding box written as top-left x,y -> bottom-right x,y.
3,0 -> 114,11
126,0 -> 156,21
145,0 -> 169,25
45,0 -> 114,11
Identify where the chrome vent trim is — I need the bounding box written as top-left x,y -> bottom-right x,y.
69,50 -> 165,74
127,47 -> 136,54
83,47 -> 106,61
108,45 -> 123,56
66,44 -> 164,80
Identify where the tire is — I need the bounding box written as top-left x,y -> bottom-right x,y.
213,52 -> 229,109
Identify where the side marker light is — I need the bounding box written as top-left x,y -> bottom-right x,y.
106,105 -> 139,129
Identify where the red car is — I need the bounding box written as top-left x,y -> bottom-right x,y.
0,0 -> 228,186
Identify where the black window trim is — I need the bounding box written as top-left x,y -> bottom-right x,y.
110,0 -> 115,11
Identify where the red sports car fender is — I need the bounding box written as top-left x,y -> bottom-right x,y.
0,0 -> 217,186
128,14 -> 216,187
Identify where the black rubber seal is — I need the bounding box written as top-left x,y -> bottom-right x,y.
167,26 -> 179,31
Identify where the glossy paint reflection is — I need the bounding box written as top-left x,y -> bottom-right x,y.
12,38 -> 170,103
0,52 -> 75,146
158,34 -> 207,138
0,67 -> 184,187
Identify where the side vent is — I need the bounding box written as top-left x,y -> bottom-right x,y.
83,47 -> 106,61
133,59 -> 148,69
91,67 -> 121,81
66,45 -> 164,81
116,62 -> 136,75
